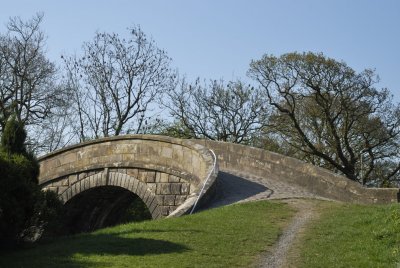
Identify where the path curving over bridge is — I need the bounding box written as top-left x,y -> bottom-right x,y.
194,140 -> 399,206
39,135 -> 218,226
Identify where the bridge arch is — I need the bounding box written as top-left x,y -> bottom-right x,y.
59,171 -> 161,219
39,135 -> 219,221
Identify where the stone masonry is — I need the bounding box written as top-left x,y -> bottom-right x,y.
38,135 -> 218,219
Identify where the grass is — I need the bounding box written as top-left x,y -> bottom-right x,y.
0,201 -> 294,268
293,201 -> 400,268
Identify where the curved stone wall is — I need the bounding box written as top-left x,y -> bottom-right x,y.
39,135 -> 218,218
194,140 -> 399,204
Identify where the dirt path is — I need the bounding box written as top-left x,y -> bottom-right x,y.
204,171 -> 323,268
258,199 -> 318,268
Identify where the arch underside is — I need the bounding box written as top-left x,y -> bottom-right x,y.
43,168 -> 193,219
61,186 -> 152,234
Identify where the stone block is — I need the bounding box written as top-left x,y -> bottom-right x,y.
69,183 -> 76,196
61,178 -> 69,186
160,173 -> 169,183
117,172 -> 123,186
137,183 -> 145,197
68,174 -> 78,185
130,179 -> 139,193
160,206 -> 170,216
155,172 -> 162,182
170,184 -> 181,195
163,195 -> 176,206
109,173 -> 115,186
101,172 -> 108,186
121,176 -> 128,188
168,175 -> 180,183
175,195 -> 187,206
89,175 -> 96,187
143,190 -> 152,204
138,170 -> 147,182
181,183 -> 190,195
84,178 -> 90,190
127,168 -> 138,178
157,183 -> 171,195
146,171 -> 156,183
117,168 -> 127,174
147,183 -> 157,193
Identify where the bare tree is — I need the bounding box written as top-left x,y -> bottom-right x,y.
165,79 -> 268,144
249,52 -> 400,186
0,13 -> 60,130
63,26 -> 176,140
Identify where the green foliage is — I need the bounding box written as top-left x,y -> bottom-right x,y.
33,191 -> 64,238
0,116 -> 62,247
0,201 -> 294,267
0,151 -> 40,246
249,52 -> 400,185
1,116 -> 27,155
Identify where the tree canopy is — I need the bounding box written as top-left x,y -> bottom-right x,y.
249,52 -> 400,185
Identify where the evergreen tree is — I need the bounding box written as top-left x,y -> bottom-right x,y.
0,116 -> 61,247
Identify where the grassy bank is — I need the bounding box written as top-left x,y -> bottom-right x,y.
293,202 -> 400,268
0,201 -> 294,268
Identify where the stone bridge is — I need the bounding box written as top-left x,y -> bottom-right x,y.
38,135 -> 399,232
39,135 -> 218,232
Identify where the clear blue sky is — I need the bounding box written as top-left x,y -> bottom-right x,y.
1,0 -> 399,98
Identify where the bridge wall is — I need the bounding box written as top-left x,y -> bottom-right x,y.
194,140 -> 399,204
39,135 -> 218,218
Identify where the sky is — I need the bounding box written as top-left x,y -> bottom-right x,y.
0,0 -> 399,99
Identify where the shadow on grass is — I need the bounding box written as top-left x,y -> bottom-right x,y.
0,233 -> 190,268
73,235 -> 190,255
103,228 -> 203,236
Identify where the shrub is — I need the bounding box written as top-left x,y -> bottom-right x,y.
0,116 -> 62,247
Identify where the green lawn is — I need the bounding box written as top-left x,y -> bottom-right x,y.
294,202 -> 400,268
0,201 -> 294,268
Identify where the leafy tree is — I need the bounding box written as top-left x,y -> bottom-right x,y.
0,116 -> 61,246
249,52 -> 400,186
1,115 -> 27,155
165,79 -> 268,144
62,26 -> 176,141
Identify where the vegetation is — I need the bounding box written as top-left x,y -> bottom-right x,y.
165,79 -> 267,143
249,52 -> 400,186
0,116 -> 61,247
61,25 -> 176,141
0,201 -> 294,268
290,201 -> 400,268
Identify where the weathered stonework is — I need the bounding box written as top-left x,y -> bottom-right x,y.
193,140 -> 399,204
39,135 -> 219,219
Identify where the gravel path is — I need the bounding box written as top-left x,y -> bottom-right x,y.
204,171 -> 324,268
259,199 -> 317,268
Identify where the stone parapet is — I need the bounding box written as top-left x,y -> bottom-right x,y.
193,140 -> 399,204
